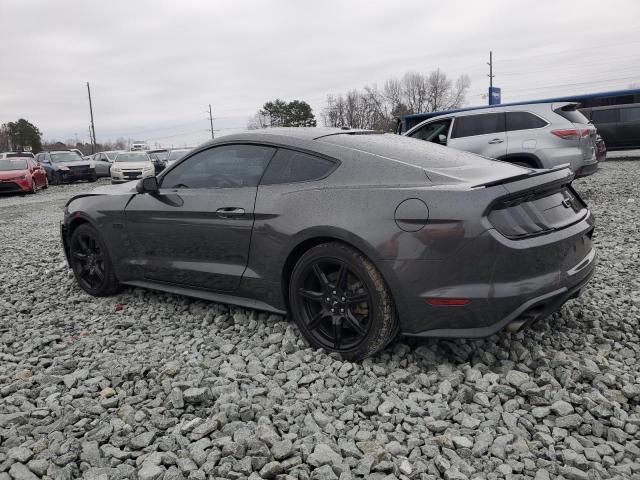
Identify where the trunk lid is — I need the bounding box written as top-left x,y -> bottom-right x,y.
487,168 -> 589,238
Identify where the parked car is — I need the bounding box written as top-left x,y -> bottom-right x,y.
148,150 -> 169,174
35,150 -> 97,185
0,156 -> 48,194
165,148 -> 190,167
90,151 -> 121,177
580,103 -> 640,150
70,148 -> 85,158
404,102 -> 599,177
0,151 -> 35,159
61,128 -> 596,360
110,151 -> 155,184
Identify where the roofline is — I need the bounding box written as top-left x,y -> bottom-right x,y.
403,88 -> 640,120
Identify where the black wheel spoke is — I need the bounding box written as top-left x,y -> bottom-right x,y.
333,318 -> 342,349
94,265 -> 105,281
346,291 -> 368,304
307,310 -> 326,331
312,264 -> 330,288
78,236 -> 91,253
345,311 -> 367,336
298,288 -> 323,303
334,264 -> 348,290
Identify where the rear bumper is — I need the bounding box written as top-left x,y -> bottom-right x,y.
392,212 -> 597,337
575,158 -> 599,178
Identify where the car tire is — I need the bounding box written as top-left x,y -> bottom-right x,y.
88,173 -> 98,182
69,224 -> 120,297
52,172 -> 63,185
289,242 -> 399,361
29,180 -> 37,194
43,176 -> 49,189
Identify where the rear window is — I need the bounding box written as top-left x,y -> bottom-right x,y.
620,107 -> 640,123
506,112 -> 548,131
261,149 -> 336,185
556,106 -> 591,124
451,113 -> 505,139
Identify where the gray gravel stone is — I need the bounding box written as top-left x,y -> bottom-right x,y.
1,165 -> 639,480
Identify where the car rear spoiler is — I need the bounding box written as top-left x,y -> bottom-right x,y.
474,163 -> 573,189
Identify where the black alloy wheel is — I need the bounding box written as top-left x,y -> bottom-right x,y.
69,224 -> 120,296
290,242 -> 398,360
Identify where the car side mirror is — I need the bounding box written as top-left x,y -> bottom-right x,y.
137,176 -> 159,194
438,134 -> 447,144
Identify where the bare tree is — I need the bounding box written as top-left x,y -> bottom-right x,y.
322,68 -> 470,130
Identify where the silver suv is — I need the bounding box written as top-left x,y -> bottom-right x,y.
404,102 -> 599,177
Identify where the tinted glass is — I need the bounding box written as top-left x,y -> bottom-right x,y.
115,152 -> 150,162
591,109 -> 619,124
557,107 -> 590,124
162,145 -> 275,189
261,149 -> 335,185
620,107 -> 640,122
451,113 -> 505,139
409,119 -> 451,143
168,149 -> 190,161
506,112 -> 548,131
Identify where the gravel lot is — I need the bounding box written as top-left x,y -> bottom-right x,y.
0,162 -> 639,480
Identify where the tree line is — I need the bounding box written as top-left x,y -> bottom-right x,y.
321,69 -> 470,131
249,68 -> 470,132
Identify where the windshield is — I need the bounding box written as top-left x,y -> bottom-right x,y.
168,150 -> 189,161
5,152 -> 34,158
104,152 -> 119,161
51,152 -> 83,163
115,152 -> 150,163
0,159 -> 28,171
154,152 -> 169,161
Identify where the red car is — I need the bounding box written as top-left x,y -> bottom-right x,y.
0,157 -> 48,194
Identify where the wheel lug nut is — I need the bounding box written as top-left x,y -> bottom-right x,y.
340,308 -> 344,313
332,290 -> 336,294
341,297 -> 345,301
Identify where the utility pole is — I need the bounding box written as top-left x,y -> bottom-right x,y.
487,51 -> 495,105
208,104 -> 215,140
86,82 -> 97,153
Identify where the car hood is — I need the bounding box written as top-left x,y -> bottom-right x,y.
0,169 -> 28,179
112,161 -> 153,169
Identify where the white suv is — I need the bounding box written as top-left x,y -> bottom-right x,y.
404,102 -> 599,177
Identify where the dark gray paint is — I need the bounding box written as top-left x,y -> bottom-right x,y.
62,128 -> 596,337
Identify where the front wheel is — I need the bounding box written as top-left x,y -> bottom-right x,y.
88,173 -> 98,182
52,172 -> 63,185
28,180 -> 37,194
289,242 -> 399,360
69,224 -> 120,296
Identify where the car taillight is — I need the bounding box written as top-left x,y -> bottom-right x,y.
551,128 -> 590,140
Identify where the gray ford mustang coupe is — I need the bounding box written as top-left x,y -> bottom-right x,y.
61,128 -> 596,360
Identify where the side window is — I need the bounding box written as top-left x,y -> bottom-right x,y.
451,113 -> 505,139
620,107 -> 640,123
591,109 -> 619,124
260,149 -> 336,185
409,119 -> 452,145
161,144 -> 275,189
506,112 -> 548,132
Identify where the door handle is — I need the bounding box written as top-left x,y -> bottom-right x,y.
488,138 -> 504,144
216,207 -> 245,217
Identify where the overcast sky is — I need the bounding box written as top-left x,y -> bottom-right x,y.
1,0 -> 639,147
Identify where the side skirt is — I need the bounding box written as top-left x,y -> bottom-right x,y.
122,279 -> 287,315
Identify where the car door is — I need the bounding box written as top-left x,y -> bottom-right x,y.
618,106 -> 640,148
447,112 -> 507,159
91,153 -> 107,176
505,111 -> 549,157
406,118 -> 452,146
38,153 -> 54,180
124,144 -> 276,292
591,108 -> 620,148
